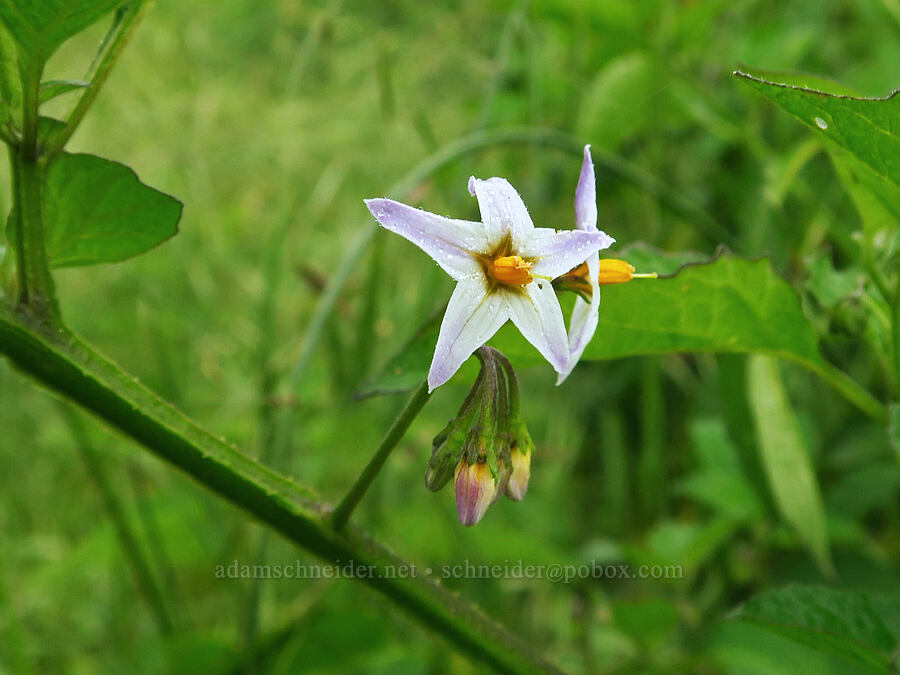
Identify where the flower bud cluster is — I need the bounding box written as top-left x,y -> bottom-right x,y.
425,346 -> 534,526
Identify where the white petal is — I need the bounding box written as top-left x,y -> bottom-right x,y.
522,228 -> 615,279
505,282 -> 569,375
574,145 -> 598,231
557,253 -> 601,383
365,198 -> 485,280
468,176 -> 534,247
428,279 -> 509,391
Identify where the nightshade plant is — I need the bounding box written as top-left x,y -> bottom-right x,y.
2,1 -> 900,673
367,146 -> 658,524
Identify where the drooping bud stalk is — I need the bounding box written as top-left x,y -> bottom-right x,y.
425,345 -> 536,525
451,348 -> 510,525
425,367 -> 485,492
491,354 -> 513,493
494,350 -> 534,501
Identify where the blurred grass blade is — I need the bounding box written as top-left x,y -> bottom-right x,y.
735,585 -> 900,671
746,356 -> 832,574
638,358 -> 665,522
59,404 -> 174,636
890,403 -> 900,454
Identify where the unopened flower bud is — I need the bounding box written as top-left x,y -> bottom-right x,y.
505,447 -> 531,502
455,457 -> 497,526
504,417 -> 534,501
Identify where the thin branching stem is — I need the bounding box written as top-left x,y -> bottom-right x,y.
330,380 -> 431,530
44,0 -> 153,159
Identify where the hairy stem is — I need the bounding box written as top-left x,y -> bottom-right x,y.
0,309 -> 558,675
10,150 -> 58,319
330,380 -> 431,530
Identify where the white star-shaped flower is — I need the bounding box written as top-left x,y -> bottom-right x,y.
365,172 -> 614,391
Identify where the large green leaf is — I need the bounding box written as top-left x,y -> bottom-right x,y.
746,356 -> 831,573
735,71 -> 900,190
577,51 -> 660,150
7,152 -> 182,268
361,250 -> 835,396
735,585 -> 900,671
0,0 -> 123,65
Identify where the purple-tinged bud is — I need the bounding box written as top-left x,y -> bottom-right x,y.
454,458 -> 497,526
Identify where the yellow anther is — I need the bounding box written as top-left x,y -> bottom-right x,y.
597,258 -> 636,285
492,255 -> 534,286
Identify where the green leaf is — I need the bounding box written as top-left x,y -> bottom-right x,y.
360,249 -> 881,423
735,585 -> 900,671
735,71 -> 900,190
39,78 -> 89,104
746,356 -> 831,574
577,51 -> 660,149
7,152 -> 182,268
832,151 -> 900,240
805,256 -> 863,309
0,0 -> 123,65
613,598 -> 679,649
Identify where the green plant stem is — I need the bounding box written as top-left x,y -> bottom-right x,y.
45,0 -> 152,159
330,380 -> 431,530
804,357 -> 887,424
10,149 -> 58,319
20,60 -> 40,156
59,404 -> 174,637
0,310 -> 557,675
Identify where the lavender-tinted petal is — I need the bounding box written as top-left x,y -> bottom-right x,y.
467,176 -> 534,246
428,279 -> 509,391
574,145 -> 598,232
524,228 -> 614,279
365,198 -> 484,281
556,253 -> 601,384
505,282 -> 569,375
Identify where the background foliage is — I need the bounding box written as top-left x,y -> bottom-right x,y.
1,0 -> 899,673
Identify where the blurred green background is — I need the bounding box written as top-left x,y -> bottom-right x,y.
2,0 -> 900,673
